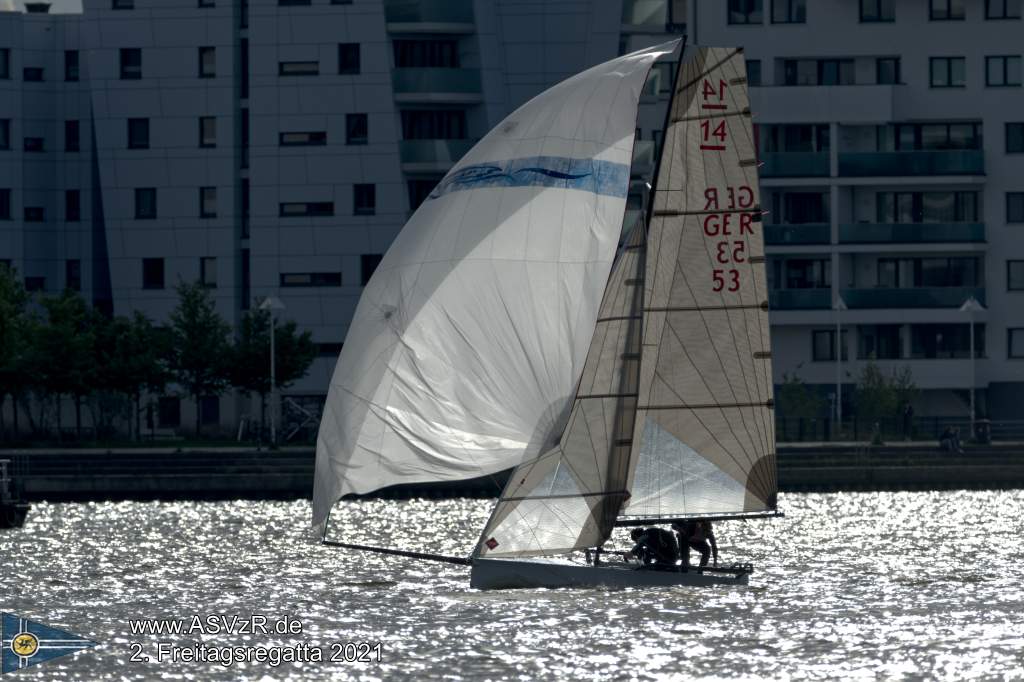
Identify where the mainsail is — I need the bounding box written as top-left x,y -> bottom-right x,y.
312,42 -> 678,527
477,46 -> 776,559
624,46 -> 776,520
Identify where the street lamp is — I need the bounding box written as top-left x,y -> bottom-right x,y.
959,296 -> 985,437
259,296 -> 286,445
834,295 -> 847,427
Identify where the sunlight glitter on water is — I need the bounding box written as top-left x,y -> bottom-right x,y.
1,490 -> 1023,680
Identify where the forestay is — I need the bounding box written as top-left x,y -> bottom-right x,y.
312,42 -> 678,527
623,46 -> 777,520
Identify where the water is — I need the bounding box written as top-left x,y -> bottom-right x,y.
2,491 -> 1023,681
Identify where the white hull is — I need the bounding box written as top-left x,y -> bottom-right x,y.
470,558 -> 749,590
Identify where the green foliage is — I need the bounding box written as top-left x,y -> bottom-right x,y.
855,361 -> 918,425
0,266 -> 30,402
776,372 -> 826,418
168,282 -> 231,434
35,289 -> 97,436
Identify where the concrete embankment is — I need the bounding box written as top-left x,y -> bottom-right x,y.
3,442 -> 1023,502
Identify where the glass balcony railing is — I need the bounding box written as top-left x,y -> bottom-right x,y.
839,222 -> 985,244
769,289 -> 831,310
392,68 -> 482,100
759,152 -> 829,178
764,223 -> 830,245
838,150 -> 984,177
841,287 -> 985,309
384,0 -> 473,24
399,139 -> 476,171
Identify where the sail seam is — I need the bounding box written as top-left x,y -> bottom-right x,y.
639,400 -> 773,410
644,304 -> 765,312
596,314 -> 642,322
576,392 -> 639,399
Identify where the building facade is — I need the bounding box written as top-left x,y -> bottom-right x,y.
0,0 -> 1020,435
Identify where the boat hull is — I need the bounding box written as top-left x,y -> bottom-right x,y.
0,502 -> 30,529
470,558 -> 749,590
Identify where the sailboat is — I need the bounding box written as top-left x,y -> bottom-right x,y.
314,41 -> 779,590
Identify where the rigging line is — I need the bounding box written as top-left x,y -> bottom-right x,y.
638,400 -> 773,410
673,48 -> 745,94
322,540 -> 471,566
671,108 -> 751,124
653,207 -> 762,217
501,490 -> 629,503
645,304 -> 766,312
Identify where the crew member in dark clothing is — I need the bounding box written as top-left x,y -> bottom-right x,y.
672,519 -> 719,572
629,527 -> 679,568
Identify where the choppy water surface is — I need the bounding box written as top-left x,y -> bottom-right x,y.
2,491 -> 1023,680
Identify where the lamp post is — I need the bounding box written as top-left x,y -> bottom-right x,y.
259,296 -> 286,445
959,296 -> 985,437
834,295 -> 847,428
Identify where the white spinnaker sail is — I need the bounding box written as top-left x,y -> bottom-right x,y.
623,47 -> 777,519
312,42 -> 678,527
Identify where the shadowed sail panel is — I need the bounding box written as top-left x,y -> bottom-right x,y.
312,42 -> 678,528
623,46 -> 777,520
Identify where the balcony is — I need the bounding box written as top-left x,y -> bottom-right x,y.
751,85 -> 895,124
764,223 -> 830,246
621,0 -> 686,32
839,222 -> 985,244
841,287 -> 985,309
384,0 -> 474,33
769,289 -> 831,310
392,68 -> 482,104
399,139 -> 476,173
631,140 -> 656,177
838,150 -> 984,177
759,152 -> 829,178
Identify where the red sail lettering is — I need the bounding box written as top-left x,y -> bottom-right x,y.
704,188 -> 719,211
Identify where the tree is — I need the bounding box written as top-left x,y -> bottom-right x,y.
776,372 -> 825,419
854,362 -> 918,432
0,266 -> 30,441
168,282 -> 231,436
230,306 -> 317,436
35,289 -> 96,439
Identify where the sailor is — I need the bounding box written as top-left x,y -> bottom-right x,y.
628,527 -> 679,568
673,519 -> 719,572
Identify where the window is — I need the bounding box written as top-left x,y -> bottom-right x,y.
779,192 -> 829,223
279,202 -> 334,217
393,39 -> 459,68
885,122 -> 981,151
930,57 -> 966,87
338,43 -> 360,74
65,189 -> 81,222
986,56 -> 1022,86
771,0 -> 805,23
23,67 -> 43,82
760,124 -> 830,153
142,258 -> 164,289
746,59 -> 761,86
158,396 -> 180,427
1008,192 -> 1024,223
781,258 -> 830,289
401,110 -> 467,140
876,57 -> 900,84
200,257 -> 217,288
200,395 -> 220,425
0,189 -> 9,219
112,0 -> 133,8
783,59 -> 854,86
361,254 -> 383,285
930,0 -> 965,20
1009,329 -> 1024,358
858,325 -> 902,360
812,330 -> 848,361
241,179 -> 250,237
65,120 -> 80,152
911,324 -> 983,359
1008,123 -> 1024,152
23,137 -> 43,152
128,118 -> 149,149
279,131 -> 327,146
199,47 -> 216,78
65,259 -> 81,291
135,188 -> 157,219
987,0 -> 1022,18
199,117 -> 216,147
278,61 -> 318,76
0,49 -> 8,79
280,272 -> 342,287
354,184 -> 375,216
200,187 -> 217,218
1010,261 -> 1024,290
24,207 -> 44,222
279,0 -> 311,5
64,50 -> 79,81
199,0 -> 215,7
24,277 -> 45,292
876,191 -> 979,223
346,114 -> 368,145
728,0 -> 763,23
860,0 -> 894,21
408,179 -> 436,211
120,48 -> 142,80
0,119 -> 8,150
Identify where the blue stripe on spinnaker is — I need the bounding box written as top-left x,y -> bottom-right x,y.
427,156 -> 630,201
